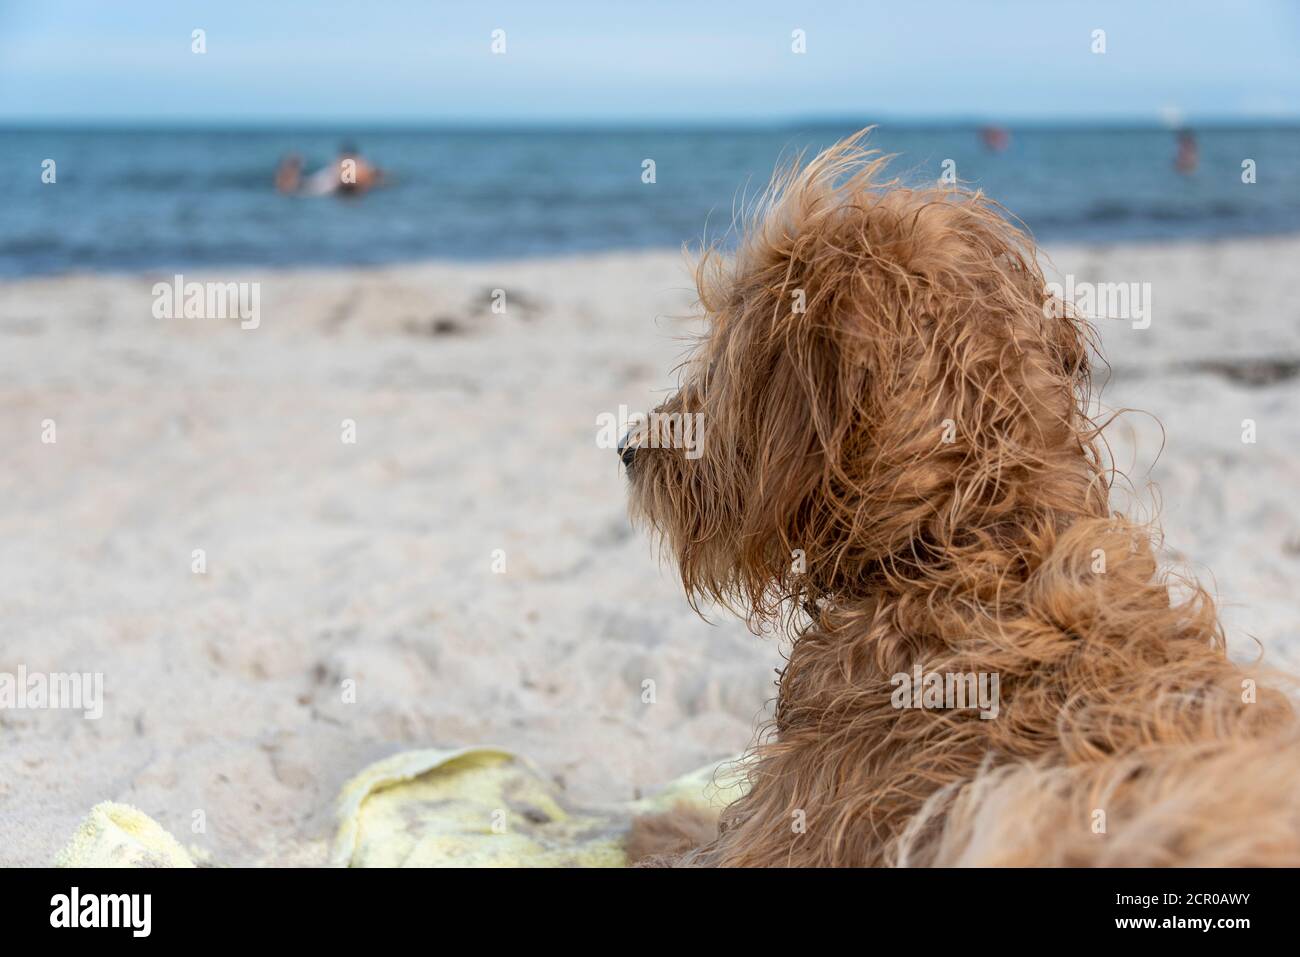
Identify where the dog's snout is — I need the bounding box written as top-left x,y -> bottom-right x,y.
618,431 -> 638,470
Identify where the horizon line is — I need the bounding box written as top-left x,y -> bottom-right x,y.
4,114 -> 1300,132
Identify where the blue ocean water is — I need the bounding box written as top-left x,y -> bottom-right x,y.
1,124 -> 1298,276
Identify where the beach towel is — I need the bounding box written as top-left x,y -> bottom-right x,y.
54,802 -> 197,868
53,749 -> 745,867
331,746 -> 745,867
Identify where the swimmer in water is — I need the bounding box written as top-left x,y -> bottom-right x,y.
332,142 -> 385,194
285,143 -> 389,197
274,152 -> 304,193
979,125 -> 1010,153
1175,130 -> 1198,175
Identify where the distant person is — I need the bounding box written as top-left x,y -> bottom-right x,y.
979,125 -> 1010,153
1175,130 -> 1198,174
295,142 -> 387,197
274,153 -> 303,193
332,142 -> 385,195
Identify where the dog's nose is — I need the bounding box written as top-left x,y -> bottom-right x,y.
618,431 -> 638,470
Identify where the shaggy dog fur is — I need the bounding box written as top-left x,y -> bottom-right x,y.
623,131 -> 1300,866
625,804 -> 722,867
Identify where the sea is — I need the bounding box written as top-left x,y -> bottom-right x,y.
2,123 -> 1298,276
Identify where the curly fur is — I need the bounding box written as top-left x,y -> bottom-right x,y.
625,130 -> 1300,866
625,804 -> 721,867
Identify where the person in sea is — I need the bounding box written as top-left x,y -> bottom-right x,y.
1175,129 -> 1198,174
979,125 -> 1010,153
277,143 -> 388,196
274,152 -> 304,193
331,142 -> 386,194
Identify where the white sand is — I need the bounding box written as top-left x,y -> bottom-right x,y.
1,237 -> 1298,866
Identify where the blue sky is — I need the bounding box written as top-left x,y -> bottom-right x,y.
1,0 -> 1297,124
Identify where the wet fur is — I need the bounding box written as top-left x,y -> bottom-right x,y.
625,131 -> 1300,866
626,804 -> 720,867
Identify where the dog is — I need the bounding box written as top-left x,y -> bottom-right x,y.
621,131 -> 1300,866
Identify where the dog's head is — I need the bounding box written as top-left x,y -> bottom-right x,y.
624,132 -> 1098,628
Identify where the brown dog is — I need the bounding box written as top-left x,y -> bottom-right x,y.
622,132 -> 1300,866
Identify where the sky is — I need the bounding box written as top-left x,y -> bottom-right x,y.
1,0 -> 1297,125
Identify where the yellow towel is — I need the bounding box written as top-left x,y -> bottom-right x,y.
54,802 -> 196,868
53,749 -> 745,867
331,747 -> 745,867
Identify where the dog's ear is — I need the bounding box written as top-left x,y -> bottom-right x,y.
688,162 -> 890,619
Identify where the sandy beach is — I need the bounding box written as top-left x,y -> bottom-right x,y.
2,236 -> 1298,867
